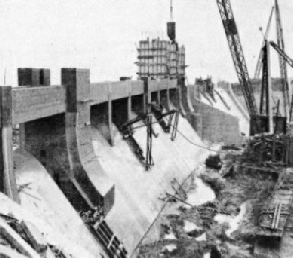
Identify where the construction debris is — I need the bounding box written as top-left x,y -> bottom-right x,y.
137,145 -> 285,257
205,154 -> 223,170
243,134 -> 286,165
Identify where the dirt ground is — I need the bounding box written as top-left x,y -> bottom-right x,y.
138,148 -> 277,258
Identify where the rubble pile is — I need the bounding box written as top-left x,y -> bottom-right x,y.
138,144 -> 279,258
243,134 -> 286,165
79,206 -> 105,225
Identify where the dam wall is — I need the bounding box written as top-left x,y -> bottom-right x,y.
189,84 -> 245,144
0,67 -> 247,256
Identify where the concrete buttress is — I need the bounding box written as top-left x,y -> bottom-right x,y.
180,84 -> 203,138
159,81 -> 171,112
18,68 -> 114,214
169,85 -> 185,114
0,86 -> 19,202
62,68 -> 114,213
142,78 -> 151,114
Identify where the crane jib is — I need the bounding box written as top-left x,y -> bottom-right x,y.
216,0 -> 258,116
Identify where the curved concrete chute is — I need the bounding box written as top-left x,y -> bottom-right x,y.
66,111 -> 106,209
91,102 -> 114,146
181,84 -> 194,113
63,69 -> 115,214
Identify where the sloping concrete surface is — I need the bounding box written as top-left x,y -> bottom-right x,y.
199,88 -> 249,136
215,88 -> 249,135
12,149 -> 104,258
91,112 -> 216,252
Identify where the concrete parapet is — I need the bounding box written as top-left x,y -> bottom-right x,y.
11,78 -> 178,125
13,86 -> 66,124
130,80 -> 144,96
0,86 -> 19,202
18,68 -> 50,87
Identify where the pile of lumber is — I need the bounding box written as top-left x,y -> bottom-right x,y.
257,171 -> 293,238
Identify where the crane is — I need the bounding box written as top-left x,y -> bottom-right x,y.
259,43 -> 269,116
254,7 -> 274,79
216,0 -> 258,117
275,0 -> 290,118
270,41 -> 293,121
270,41 -> 293,69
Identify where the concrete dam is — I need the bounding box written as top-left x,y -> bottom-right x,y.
0,68 -> 248,257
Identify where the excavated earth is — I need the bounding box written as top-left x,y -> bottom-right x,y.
138,147 -> 277,258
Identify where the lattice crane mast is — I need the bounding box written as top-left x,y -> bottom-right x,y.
270,41 -> 293,120
254,7 -> 274,79
216,0 -> 258,117
270,42 -> 293,69
275,0 -> 290,117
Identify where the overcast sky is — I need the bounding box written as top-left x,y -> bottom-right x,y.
1,0 -> 293,85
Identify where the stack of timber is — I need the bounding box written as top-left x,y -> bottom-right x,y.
257,169 -> 293,239
0,213 -> 64,257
